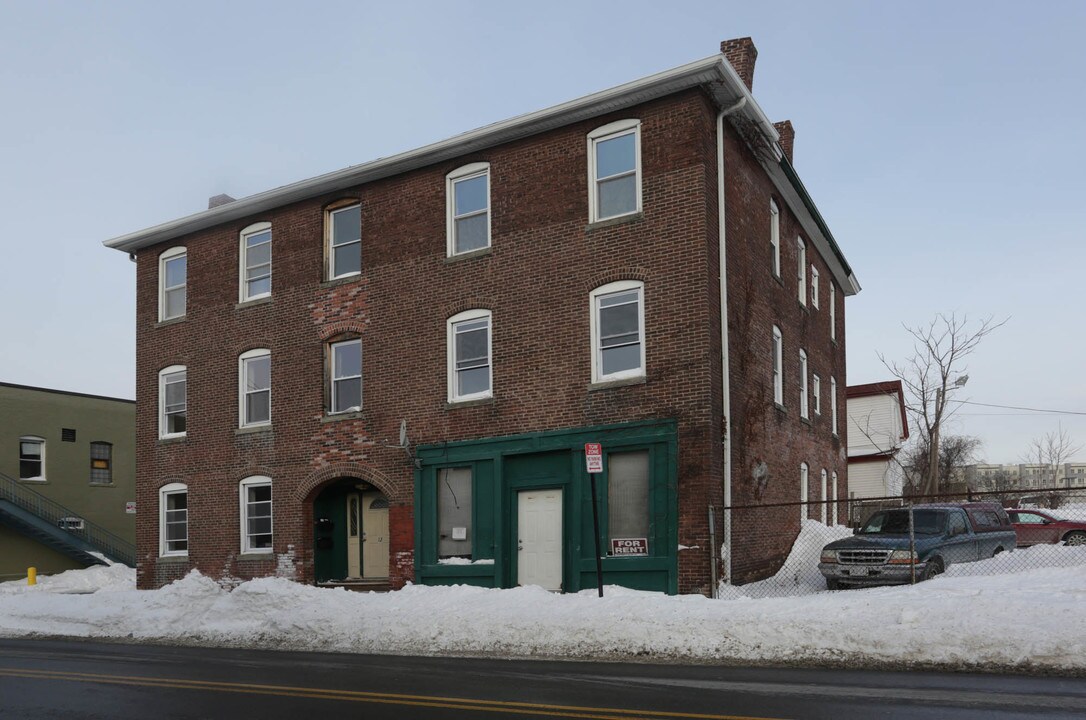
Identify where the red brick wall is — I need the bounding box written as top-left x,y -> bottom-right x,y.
133,89 -> 731,593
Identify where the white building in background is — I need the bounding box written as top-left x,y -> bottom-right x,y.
965,462 -> 1086,490
846,381 -> 909,499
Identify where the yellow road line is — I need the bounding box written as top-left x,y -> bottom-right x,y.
0,667 -> 785,720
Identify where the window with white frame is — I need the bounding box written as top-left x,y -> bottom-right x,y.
327,203 -> 361,280
447,310 -> 492,402
239,349 -> 271,427
90,441 -> 112,485
811,267 -> 820,309
591,280 -> 645,383
239,476 -> 273,553
239,222 -> 272,302
159,247 -> 187,321
772,325 -> 783,406
800,463 -> 809,522
830,283 -> 837,341
812,374 -> 821,416
769,200 -> 780,278
799,349 -> 809,419
831,376 -> 838,435
831,471 -> 839,525
797,237 -> 807,306
447,163 -> 490,255
588,120 -> 641,222
18,436 -> 45,481
820,469 -> 828,523
159,365 -> 187,438
159,483 -> 188,556
329,338 -> 362,413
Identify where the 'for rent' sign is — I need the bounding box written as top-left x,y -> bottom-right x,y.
610,538 -> 648,556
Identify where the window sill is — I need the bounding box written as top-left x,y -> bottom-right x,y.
585,212 -> 643,233
155,316 -> 187,329
158,554 -> 189,563
17,478 -> 47,484
445,396 -> 495,410
89,482 -> 115,488
774,402 -> 787,414
237,551 -> 274,561
772,273 -> 783,288
236,296 -> 272,310
800,416 -> 812,427
445,246 -> 492,263
797,301 -> 810,314
589,375 -> 646,392
321,410 -> 364,423
158,434 -> 187,445
236,425 -> 272,436
320,274 -> 361,289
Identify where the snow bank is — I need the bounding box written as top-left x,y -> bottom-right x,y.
0,565 -> 134,596
718,520 -> 851,599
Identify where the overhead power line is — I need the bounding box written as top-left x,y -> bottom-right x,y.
952,399 -> 1086,416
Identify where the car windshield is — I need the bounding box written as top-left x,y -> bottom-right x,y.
859,509 -> 946,535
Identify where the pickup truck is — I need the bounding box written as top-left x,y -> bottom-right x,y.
818,502 -> 1016,590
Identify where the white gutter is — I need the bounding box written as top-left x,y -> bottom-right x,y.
716,96 -> 746,593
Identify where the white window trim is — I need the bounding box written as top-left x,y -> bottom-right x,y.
239,348 -> 271,428
797,237 -> 807,306
447,309 -> 493,403
831,471 -> 839,525
239,221 -> 272,303
811,266 -> 820,309
800,463 -> 809,523
239,476 -> 273,554
18,435 -> 46,481
587,119 -> 642,223
769,200 -> 780,278
831,376 -> 839,436
799,349 -> 809,419
446,162 -> 491,257
327,203 -> 361,280
329,338 -> 363,414
590,280 -> 646,384
830,283 -> 837,342
158,246 -> 186,322
820,469 -> 828,524
812,374 -> 821,416
159,482 -> 188,558
158,365 -> 187,439
772,325 -> 783,406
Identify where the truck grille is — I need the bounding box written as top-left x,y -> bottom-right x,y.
836,549 -> 891,565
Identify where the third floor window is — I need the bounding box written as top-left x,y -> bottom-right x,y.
240,223 -> 272,302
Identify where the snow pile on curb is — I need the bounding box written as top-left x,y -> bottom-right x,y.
0,565 -> 134,596
718,520 -> 851,598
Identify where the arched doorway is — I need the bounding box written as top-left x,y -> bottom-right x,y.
313,479 -> 389,583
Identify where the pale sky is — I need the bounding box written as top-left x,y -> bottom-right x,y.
2,1 -> 1084,462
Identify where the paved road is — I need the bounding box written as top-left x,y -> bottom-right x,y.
0,638 -> 1083,719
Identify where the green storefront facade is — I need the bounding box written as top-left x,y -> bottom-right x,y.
415,419 -> 678,594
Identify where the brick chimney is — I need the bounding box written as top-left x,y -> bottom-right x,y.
720,37 -> 758,91
208,193 -> 236,209
773,120 -> 795,163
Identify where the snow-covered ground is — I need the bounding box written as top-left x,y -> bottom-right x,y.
2,521 -> 1085,672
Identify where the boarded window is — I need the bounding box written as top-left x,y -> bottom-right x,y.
90,442 -> 112,484
438,467 -> 472,558
607,450 -> 650,549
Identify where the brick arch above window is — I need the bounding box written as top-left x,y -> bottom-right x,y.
586,266 -> 649,292
319,321 -> 366,341
153,476 -> 187,491
294,463 -> 408,504
441,296 -> 496,320
233,341 -> 274,356
322,197 -> 361,213
232,466 -> 276,485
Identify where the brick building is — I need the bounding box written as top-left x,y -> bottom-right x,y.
105,37 -> 859,594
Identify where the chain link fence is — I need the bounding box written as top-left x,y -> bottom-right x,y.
717,487 -> 1086,599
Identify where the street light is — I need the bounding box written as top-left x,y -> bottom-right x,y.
927,375 -> 969,497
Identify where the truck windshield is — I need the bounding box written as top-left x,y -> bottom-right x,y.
859,509 -> 946,535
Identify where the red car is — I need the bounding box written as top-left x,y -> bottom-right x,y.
1006,509 -> 1086,547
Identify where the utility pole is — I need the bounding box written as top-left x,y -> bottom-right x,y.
926,375 -> 968,498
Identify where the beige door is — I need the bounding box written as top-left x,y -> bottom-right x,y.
517,489 -> 563,591
361,491 -> 389,578
346,493 -> 362,578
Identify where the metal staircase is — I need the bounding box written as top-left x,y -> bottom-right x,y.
0,470 -> 136,567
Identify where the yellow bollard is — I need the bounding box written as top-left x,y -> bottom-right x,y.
27,567 -> 36,586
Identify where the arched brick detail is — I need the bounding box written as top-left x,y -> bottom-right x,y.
233,340 -> 273,356
233,466 -> 276,484
153,476 -> 186,491
586,266 -> 649,292
318,320 -> 366,340
294,463 -> 408,504
442,296 -> 496,319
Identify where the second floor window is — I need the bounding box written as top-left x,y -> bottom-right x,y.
811,267 -> 820,309
19,436 -> 45,481
591,281 -> 644,383
159,366 -> 187,438
799,349 -> 809,419
772,326 -> 783,405
240,223 -> 272,302
589,120 -> 641,222
812,374 -> 821,416
327,203 -> 361,279
240,349 -> 271,427
90,442 -> 112,485
159,247 -> 186,321
447,310 -> 492,402
330,339 -> 362,413
447,163 -> 490,255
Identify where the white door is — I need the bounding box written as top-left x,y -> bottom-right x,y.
346,493 -> 361,578
517,489 -> 563,591
361,491 -> 389,579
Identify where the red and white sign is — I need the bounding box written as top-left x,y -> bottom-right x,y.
610,538 -> 648,556
125,502 -> 137,514
585,443 -> 603,473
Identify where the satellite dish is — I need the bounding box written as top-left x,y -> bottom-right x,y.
399,419 -> 408,448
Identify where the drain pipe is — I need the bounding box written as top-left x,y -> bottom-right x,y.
717,96 -> 746,594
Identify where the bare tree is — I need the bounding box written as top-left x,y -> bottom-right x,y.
1022,425 -> 1083,489
985,469 -> 1019,502
900,434 -> 982,497
879,313 -> 1005,496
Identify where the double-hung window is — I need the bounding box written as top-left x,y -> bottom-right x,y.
830,283 -> 837,341
330,338 -> 362,413
19,436 -> 45,481
90,442 -> 112,485
239,222 -> 272,302
811,267 -> 820,309
831,376 -> 839,436
591,281 -> 645,383
831,471 -> 839,525
800,463 -> 809,522
820,469 -> 829,523
588,120 -> 641,222
447,163 -> 490,255
239,349 -> 271,427
799,349 -> 809,419
239,476 -> 273,553
772,326 -> 783,405
769,200 -> 780,277
159,365 -> 187,438
447,310 -> 492,402
327,203 -> 361,279
797,237 -> 807,306
160,483 -> 188,556
159,247 -> 187,321
812,374 -> 821,416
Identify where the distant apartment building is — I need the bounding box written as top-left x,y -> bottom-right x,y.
965,462 -> 1086,491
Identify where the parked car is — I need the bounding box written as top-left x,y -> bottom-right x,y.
818,502 -> 1016,590
1006,508 -> 1086,547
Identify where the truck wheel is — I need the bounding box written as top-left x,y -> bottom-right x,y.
921,558 -> 944,581
992,547 -> 1004,558
826,578 -> 841,591
1064,531 -> 1086,546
